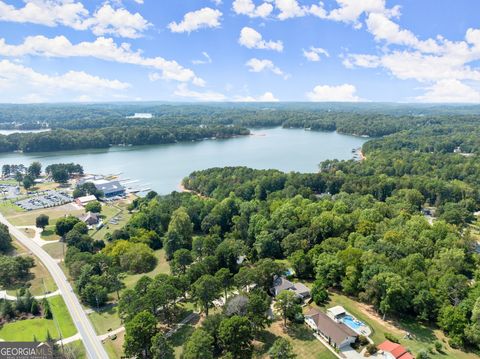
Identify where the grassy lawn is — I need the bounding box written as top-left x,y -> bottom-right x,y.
0,318 -> 60,341
64,340 -> 87,359
5,203 -> 84,227
255,320 -> 337,359
104,330 -> 125,359
0,296 -> 76,341
319,292 -> 478,359
41,225 -> 61,241
49,295 -> 77,338
122,249 -> 170,291
20,227 -> 35,238
88,304 -> 122,335
0,201 -> 23,217
43,242 -> 67,259
4,240 -> 57,296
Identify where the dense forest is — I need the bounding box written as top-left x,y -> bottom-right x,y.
0,125 -> 249,152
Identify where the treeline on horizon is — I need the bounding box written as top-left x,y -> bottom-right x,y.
0,125 -> 249,153
2,103 -> 480,153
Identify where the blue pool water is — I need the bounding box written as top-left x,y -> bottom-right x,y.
342,315 -> 365,330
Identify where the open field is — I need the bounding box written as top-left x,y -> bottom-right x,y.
122,249 -> 170,290
0,296 -> 76,341
317,292 -> 479,359
88,305 -> 122,335
4,203 -> 83,226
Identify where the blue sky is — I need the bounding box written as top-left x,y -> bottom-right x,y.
0,0 -> 479,103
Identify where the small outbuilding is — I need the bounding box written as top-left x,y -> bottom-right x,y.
378,340 -> 414,359
75,195 -> 97,206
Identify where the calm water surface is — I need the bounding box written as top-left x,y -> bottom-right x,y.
0,128 -> 367,194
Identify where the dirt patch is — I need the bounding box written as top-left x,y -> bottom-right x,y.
355,302 -> 402,334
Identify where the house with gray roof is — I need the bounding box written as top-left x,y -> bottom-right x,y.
270,277 -> 311,300
305,308 -> 357,349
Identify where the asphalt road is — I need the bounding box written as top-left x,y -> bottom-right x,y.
0,213 -> 109,359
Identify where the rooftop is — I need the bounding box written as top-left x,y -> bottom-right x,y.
306,308 -> 357,347
378,341 -> 414,359
327,305 -> 347,317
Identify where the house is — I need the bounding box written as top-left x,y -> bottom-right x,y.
305,308 -> 357,349
81,212 -> 99,226
75,195 -> 97,206
378,340 -> 414,359
270,277 -> 311,300
327,305 -> 347,322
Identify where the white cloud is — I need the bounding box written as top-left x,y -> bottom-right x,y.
0,1 -> 150,38
258,91 -> 279,101
133,0 -> 144,4
245,58 -> 285,77
173,84 -> 226,101
416,79 -> 480,103
0,35 -> 205,86
326,0 -> 400,26
86,3 -> 150,39
303,47 -> 329,61
232,0 -> 273,18
168,7 -> 222,33
234,91 -> 279,102
238,27 -> 283,52
0,59 -> 129,103
192,51 -> 212,65
306,84 -> 361,102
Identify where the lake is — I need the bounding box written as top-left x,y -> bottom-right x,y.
0,127 -> 367,194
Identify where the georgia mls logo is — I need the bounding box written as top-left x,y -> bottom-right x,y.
0,342 -> 53,359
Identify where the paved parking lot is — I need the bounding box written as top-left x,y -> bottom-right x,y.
16,191 -> 73,210
0,184 -> 20,199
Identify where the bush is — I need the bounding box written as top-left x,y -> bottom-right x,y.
434,341 -> 443,352
85,201 -> 102,213
366,344 -> 377,355
384,332 -> 400,343
417,349 -> 430,359
358,335 -> 369,346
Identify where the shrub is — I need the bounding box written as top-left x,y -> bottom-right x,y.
417,349 -> 430,359
384,332 -> 400,343
366,344 -> 377,355
358,335 -> 369,346
434,341 -> 442,352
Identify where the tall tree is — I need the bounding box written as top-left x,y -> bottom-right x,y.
124,311 -> 157,359
192,274 -> 221,316
219,315 -> 254,358
183,328 -> 214,359
150,333 -> 174,359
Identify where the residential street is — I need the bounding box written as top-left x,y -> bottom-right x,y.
0,213 -> 109,359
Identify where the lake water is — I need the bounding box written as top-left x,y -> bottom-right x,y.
0,127 -> 367,194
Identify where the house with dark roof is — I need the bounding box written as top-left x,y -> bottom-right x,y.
305,308 -> 357,349
378,341 -> 414,359
93,180 -> 125,198
270,277 -> 311,300
81,212 -> 99,226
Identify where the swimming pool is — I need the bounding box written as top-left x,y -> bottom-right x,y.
341,315 -> 365,331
